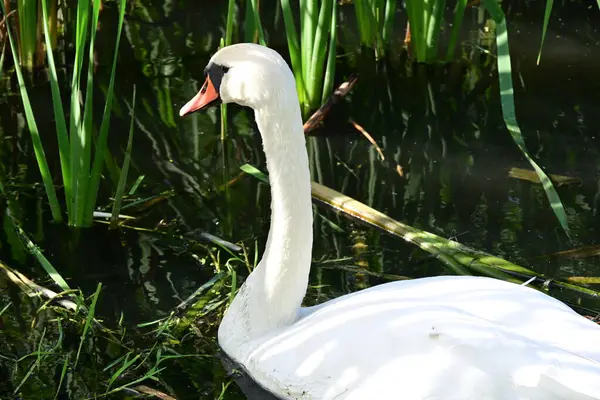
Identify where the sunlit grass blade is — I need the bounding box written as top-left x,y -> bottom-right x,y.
110,86 -> 136,229
382,0 -> 396,45
0,42 -> 6,81
106,352 -> 140,390
13,222 -> 71,291
536,0 -> 554,64
75,0 -> 103,225
69,0 -> 91,221
85,0 -> 127,226
54,353 -> 70,400
41,0 -> 71,216
425,0 -> 446,60
307,0 -> 333,107
128,175 -> 145,195
321,0 -> 337,104
0,301 -> 12,316
280,0 -> 306,104
495,17 -> 569,235
240,164 -> 269,183
74,282 -> 102,368
300,0 -> 317,89
0,4 -> 62,222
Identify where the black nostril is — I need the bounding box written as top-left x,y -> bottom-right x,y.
200,81 -> 208,94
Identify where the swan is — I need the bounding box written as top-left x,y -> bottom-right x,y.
179,43 -> 600,400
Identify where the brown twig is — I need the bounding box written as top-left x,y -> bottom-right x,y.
403,21 -> 411,55
303,74 -> 359,134
0,9 -> 16,43
348,118 -> 385,161
134,385 -> 177,400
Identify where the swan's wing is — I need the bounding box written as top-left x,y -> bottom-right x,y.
421,316 -> 600,400
248,305 -> 600,400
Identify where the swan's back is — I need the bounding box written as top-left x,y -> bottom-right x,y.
240,276 -> 600,399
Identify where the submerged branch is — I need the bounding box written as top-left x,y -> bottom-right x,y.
303,74 -> 359,134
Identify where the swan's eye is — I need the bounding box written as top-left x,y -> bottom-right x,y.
222,66 -> 230,74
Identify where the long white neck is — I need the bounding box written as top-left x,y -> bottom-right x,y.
218,89 -> 313,354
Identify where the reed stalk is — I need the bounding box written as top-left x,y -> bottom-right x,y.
17,0 -> 38,69
1,3 -> 62,222
5,0 -> 128,227
279,0 -> 337,116
354,0 -> 396,58
479,0 -> 569,234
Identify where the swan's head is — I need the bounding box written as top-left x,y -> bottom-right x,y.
179,43 -> 296,116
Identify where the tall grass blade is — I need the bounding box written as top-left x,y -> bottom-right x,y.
307,0 -> 333,108
69,0 -> 91,222
225,0 -> 236,46
280,0 -> 306,103
0,5 -> 62,222
74,282 -> 102,368
405,0 -> 424,60
321,0 -> 337,104
248,0 -> 266,45
300,0 -> 318,88
110,86 -> 136,229
13,222 -> 71,291
0,43 -> 6,81
75,0 -> 103,225
425,0 -> 446,60
85,0 -> 127,226
244,0 -> 257,43
240,164 -> 269,183
382,0 -> 396,45
495,18 -> 569,235
446,0 -> 467,60
17,0 -> 37,69
41,0 -> 71,216
54,353 -> 70,400
354,0 -> 370,46
536,0 -> 554,65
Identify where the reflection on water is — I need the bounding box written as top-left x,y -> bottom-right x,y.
1,0 -> 600,398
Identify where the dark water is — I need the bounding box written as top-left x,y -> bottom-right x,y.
1,1 -> 600,399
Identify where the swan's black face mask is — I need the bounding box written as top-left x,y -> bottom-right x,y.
179,63 -> 229,116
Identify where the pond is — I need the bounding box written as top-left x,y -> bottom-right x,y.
1,0 -> 600,399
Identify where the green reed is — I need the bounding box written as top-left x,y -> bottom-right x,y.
16,0 -> 38,69
483,0 -> 569,234
279,0 -> 337,116
2,2 -> 62,222
2,0 -> 127,226
354,0 -> 396,59
14,0 -> 58,69
404,0 -> 447,62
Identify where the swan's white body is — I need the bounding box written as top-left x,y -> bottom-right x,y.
182,44 -> 600,399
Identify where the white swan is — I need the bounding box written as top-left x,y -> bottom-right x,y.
180,43 -> 600,400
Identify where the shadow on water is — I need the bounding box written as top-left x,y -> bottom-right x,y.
1,0 -> 600,398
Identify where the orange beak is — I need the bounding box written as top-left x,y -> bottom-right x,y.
179,75 -> 220,116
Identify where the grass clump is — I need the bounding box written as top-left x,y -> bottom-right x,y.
1,0 -> 128,227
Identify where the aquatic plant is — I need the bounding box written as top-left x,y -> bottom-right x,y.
1,0 -> 127,227
487,3 -> 570,234
279,0 -> 337,116
11,0 -> 59,69
353,0 -> 396,59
